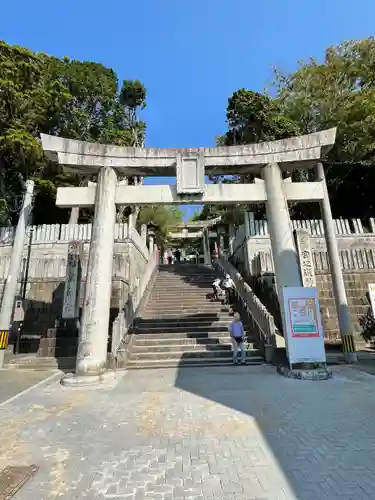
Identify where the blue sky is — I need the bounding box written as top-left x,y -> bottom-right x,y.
2,0 -> 375,220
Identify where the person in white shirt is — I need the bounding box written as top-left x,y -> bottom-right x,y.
222,274 -> 235,304
212,277 -> 224,301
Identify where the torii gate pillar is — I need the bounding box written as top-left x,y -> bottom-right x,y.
262,163 -> 302,294
62,166 -> 118,387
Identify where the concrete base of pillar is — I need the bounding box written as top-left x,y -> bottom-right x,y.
344,352 -> 358,364
60,370 -> 117,389
277,364 -> 332,381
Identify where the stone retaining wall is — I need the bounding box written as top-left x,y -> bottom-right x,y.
0,223 -> 149,352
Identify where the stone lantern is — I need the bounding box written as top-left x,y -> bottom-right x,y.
147,221 -> 158,254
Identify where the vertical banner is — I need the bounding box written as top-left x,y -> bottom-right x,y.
62,241 -> 83,319
294,229 -> 316,287
282,286 -> 326,364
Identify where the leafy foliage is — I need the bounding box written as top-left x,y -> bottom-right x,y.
222,89 -> 300,146
274,37 -> 375,218
204,38 -> 375,225
137,206 -> 183,247
0,41 -> 146,225
199,90 -> 300,224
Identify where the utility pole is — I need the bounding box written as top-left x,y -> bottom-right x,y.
0,180 -> 34,367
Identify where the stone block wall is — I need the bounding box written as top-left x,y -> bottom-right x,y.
316,272 -> 373,342
0,223 -> 149,353
229,217 -> 375,342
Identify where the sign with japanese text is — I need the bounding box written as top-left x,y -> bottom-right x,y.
294,229 -> 316,287
62,241 -> 83,319
282,286 -> 326,364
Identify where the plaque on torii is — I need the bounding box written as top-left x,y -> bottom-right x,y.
176,152 -> 205,195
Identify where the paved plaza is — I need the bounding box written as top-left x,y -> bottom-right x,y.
0,369 -> 56,404
1,365 -> 375,500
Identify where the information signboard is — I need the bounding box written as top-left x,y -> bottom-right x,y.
282,286 -> 326,364
368,283 -> 375,316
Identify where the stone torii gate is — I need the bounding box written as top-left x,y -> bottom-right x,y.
168,217 -> 223,264
41,128 -> 356,385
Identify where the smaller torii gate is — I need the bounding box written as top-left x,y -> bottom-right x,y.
168,217 -> 224,264
41,127 -> 357,386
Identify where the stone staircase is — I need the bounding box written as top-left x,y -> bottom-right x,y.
127,264 -> 264,369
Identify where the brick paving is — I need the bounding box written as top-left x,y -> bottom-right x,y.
1,365 -> 375,499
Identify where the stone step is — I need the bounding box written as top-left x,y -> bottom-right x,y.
134,331 -> 240,340
153,278 -> 215,283
146,300 -> 217,308
6,356 -> 76,370
134,337 -> 246,346
144,304 -> 230,312
153,279 -> 215,283
127,357 -> 264,369
152,283 -> 215,288
136,325 -> 235,334
130,349 -> 261,360
137,317 -> 231,326
143,312 -> 231,319
132,344 -> 260,354
141,312 -> 232,320
37,346 -> 78,358
157,276 -> 214,279
38,338 -> 78,348
136,322 -> 234,331
151,283 -> 213,295
148,292 -> 214,298
151,285 -> 214,290
158,270 -> 217,276
132,343 -> 231,353
154,274 -> 215,278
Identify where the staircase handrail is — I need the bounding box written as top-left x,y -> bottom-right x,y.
228,236 -> 247,261
215,256 -> 277,347
111,248 -> 160,356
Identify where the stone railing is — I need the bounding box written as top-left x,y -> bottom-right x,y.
111,248 -> 160,363
129,226 -> 148,260
214,256 -> 277,362
229,217 -> 375,276
251,248 -> 375,275
246,217 -> 371,236
0,222 -> 129,245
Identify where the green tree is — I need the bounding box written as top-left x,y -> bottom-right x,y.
201,90 -> 300,225
0,41 -> 147,225
222,89 -> 300,146
0,42 -> 69,224
274,37 -> 375,219
137,206 -> 183,247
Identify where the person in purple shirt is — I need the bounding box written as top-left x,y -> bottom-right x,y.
228,312 -> 246,365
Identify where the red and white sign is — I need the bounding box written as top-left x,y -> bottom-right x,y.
282,287 -> 326,364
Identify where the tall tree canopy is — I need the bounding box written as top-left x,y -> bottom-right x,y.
201,37 -> 375,226
274,37 -> 375,219
222,89 -> 300,146
198,90 -> 300,224
0,41 -> 146,225
137,206 -> 183,247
